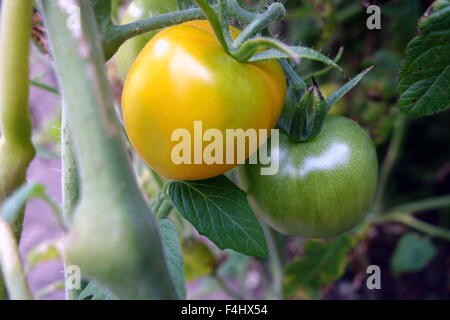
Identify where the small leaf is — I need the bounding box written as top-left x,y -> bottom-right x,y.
390,232 -> 437,275
159,219 -> 186,299
26,240 -> 62,272
283,234 -> 354,298
303,47 -> 344,79
248,46 -> 343,72
234,37 -> 300,63
168,175 -> 268,257
326,67 -> 373,109
182,238 -> 216,281
398,0 -> 450,116
78,281 -> 113,300
1,184 -> 46,223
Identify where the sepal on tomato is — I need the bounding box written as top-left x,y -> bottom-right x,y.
288,79 -> 327,142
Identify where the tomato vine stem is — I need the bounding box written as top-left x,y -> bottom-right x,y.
0,0 -> 35,208
232,2 -> 285,50
0,0 -> 34,300
366,194 -> 450,242
103,0 -> 257,60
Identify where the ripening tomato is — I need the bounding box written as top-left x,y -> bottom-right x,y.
116,0 -> 178,80
122,20 -> 286,180
239,115 -> 378,238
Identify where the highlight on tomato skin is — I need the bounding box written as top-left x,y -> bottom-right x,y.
121,20 -> 286,181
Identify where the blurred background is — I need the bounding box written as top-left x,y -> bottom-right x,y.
23,0 -> 450,299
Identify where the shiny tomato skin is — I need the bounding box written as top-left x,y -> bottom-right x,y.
239,115 -> 378,238
122,20 -> 286,180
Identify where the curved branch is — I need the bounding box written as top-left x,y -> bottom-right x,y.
103,0 -> 257,60
376,194 -> 450,241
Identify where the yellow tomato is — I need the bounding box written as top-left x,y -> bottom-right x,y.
122,20 -> 286,180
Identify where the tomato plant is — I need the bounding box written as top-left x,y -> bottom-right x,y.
1,0 -> 450,303
239,115 -> 378,237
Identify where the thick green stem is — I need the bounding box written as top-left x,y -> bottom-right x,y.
0,0 -> 34,300
0,218 -> 32,300
41,0 -> 178,299
0,0 -> 34,148
0,0 -> 35,201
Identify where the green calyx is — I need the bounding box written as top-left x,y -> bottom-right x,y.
194,0 -> 290,62
288,79 -> 327,142
280,67 -> 374,143
193,0 -> 343,69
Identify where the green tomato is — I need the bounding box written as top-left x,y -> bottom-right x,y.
239,115 -> 378,238
116,0 -> 178,80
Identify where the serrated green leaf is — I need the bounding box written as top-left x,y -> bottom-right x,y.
168,175 -> 268,257
78,281 -> 113,300
159,219 -> 186,299
283,234 -> 354,297
248,46 -> 343,72
390,232 -> 437,275
398,0 -> 450,116
326,67 -> 373,109
1,183 -> 46,223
